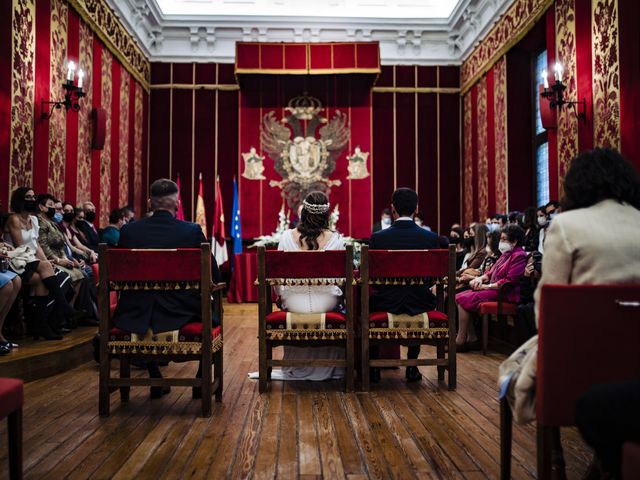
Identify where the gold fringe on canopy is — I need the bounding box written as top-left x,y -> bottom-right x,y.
255,277 -> 347,287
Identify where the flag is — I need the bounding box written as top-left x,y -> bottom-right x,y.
231,177 -> 242,255
212,176 -> 229,266
195,173 -> 207,237
175,174 -> 185,220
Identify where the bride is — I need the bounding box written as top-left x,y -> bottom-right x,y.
276,191 -> 345,381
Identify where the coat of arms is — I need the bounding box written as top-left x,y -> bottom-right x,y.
346,146 -> 370,180
241,147 -> 267,180
260,94 -> 350,210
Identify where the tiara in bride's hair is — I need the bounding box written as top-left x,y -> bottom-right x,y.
302,199 -> 330,214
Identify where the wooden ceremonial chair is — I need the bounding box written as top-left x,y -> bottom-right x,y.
0,378 -> 23,480
500,284 -> 640,479
257,245 -> 355,393
478,289 -> 518,355
98,243 -> 224,417
359,245 -> 457,392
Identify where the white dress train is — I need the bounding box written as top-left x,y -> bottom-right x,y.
253,229 -> 346,381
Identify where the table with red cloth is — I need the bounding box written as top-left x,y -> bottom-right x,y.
227,253 -> 259,303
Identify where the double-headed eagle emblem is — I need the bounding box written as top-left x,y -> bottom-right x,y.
259,94 -> 350,210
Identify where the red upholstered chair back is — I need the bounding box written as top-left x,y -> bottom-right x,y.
366,248 -> 452,279
104,248 -> 203,283
537,284 -> 640,427
261,248 -> 351,279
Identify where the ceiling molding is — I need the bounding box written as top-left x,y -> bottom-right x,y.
106,0 -> 516,65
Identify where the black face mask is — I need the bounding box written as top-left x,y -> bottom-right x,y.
85,211 -> 96,223
45,207 -> 56,219
62,212 -> 75,223
24,200 -> 38,212
449,236 -> 460,245
464,237 -> 474,248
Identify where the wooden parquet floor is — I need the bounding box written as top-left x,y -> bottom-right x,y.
0,303 -> 590,479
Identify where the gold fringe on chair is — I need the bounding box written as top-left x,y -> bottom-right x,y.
255,277 -> 347,287
109,281 -> 201,291
108,336 -> 223,355
368,327 -> 449,340
266,329 -> 348,341
368,277 -> 426,286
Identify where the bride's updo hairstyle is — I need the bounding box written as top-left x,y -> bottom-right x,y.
297,191 -> 330,250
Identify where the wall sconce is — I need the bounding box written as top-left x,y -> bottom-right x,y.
540,62 -> 587,124
41,61 -> 86,122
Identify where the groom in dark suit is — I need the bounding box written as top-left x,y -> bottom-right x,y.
369,187 -> 443,383
113,178 -> 221,398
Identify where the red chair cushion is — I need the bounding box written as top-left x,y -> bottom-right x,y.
265,311 -> 346,329
0,378 -> 23,420
478,301 -> 518,316
369,310 -> 448,328
109,291 -> 118,316
110,323 -> 221,342
623,442 -> 640,480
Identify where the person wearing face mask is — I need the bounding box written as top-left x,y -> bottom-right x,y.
454,224 -> 527,350
4,188 -> 83,339
76,201 -> 100,253
59,203 -> 98,264
449,226 -> 467,270
53,199 -> 64,224
521,206 -> 539,252
372,208 -> 393,233
536,206 -> 549,254
414,211 -> 431,230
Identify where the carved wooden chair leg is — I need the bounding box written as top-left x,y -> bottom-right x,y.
537,425 -> 555,479
119,356 -> 130,403
437,340 -> 445,381
214,349 -> 223,402
482,314 -> 489,355
8,407 -> 22,480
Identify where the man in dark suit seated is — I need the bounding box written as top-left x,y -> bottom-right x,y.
77,201 -> 100,252
113,178 -> 221,398
369,187 -> 444,383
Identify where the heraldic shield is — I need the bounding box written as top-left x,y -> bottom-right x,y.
260,94 -> 350,210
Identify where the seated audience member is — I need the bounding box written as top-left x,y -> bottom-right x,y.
0,245 -> 22,354
121,206 -> 136,224
514,251 -> 541,343
52,199 -> 63,224
414,211 -> 431,230
499,148 -> 640,426
449,226 -> 467,270
521,206 -> 539,252
545,200 -> 560,220
100,209 -> 125,246
455,224 -> 527,350
274,191 -> 346,381
536,206 -> 550,254
76,201 -> 100,252
113,179 -> 221,398
487,216 -> 501,233
458,230 -> 501,291
4,188 -> 79,339
372,208 -> 392,233
456,223 -> 488,288
508,211 -> 521,226
369,187 -> 442,383
60,203 -> 98,264
576,379 -> 640,479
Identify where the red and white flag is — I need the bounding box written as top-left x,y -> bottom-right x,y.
175,174 -> 185,221
212,176 -> 228,266
195,173 -> 207,237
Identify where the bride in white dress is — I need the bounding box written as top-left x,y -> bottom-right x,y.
274,191 -> 345,381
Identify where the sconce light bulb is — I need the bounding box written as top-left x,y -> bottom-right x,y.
541,70 -> 549,89
78,69 -> 85,89
67,61 -> 76,81
553,62 -> 563,81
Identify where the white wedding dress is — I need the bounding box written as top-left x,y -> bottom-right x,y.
269,229 -> 346,381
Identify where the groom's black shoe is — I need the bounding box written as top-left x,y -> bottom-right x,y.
406,366 -> 422,383
370,367 -> 381,383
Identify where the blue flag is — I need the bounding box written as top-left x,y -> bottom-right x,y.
231,177 -> 242,255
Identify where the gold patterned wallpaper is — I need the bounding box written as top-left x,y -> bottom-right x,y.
463,92 -> 473,226
592,0 -> 620,150
493,57 -> 508,214
99,48 -> 113,226
118,69 -> 130,208
476,78 -> 489,221
9,0 -> 36,194
134,87 -> 144,213
76,20 -> 93,203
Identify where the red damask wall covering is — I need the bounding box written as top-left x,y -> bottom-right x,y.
148,63 -> 460,238
461,0 -> 640,225
0,0 -> 150,225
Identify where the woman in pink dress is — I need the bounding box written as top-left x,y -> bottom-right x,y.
455,224 -> 527,349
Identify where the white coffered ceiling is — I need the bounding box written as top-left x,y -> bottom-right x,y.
107,0 -> 514,65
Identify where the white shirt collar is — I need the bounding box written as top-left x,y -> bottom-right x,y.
396,216 -> 413,221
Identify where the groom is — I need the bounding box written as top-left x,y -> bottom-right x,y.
369,187 -> 442,382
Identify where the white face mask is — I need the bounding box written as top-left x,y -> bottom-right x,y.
488,223 -> 500,233
537,216 -> 548,226
414,219 -> 423,226
498,241 -> 513,254
549,212 -> 557,220
381,217 -> 392,227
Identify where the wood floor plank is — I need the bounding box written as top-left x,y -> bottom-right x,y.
0,302 -> 591,480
